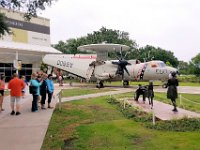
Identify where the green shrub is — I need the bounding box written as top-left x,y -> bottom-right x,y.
107,97 -> 152,122
147,117 -> 200,132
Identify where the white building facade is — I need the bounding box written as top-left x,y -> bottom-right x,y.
0,8 -> 61,81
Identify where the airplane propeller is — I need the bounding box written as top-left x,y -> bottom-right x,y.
112,47 -> 131,79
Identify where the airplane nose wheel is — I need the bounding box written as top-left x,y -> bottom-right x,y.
96,81 -> 104,88
123,80 -> 129,88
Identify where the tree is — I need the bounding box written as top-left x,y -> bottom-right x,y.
52,41 -> 68,54
54,27 -> 138,56
178,61 -> 190,75
129,45 -> 179,67
0,0 -> 56,36
0,12 -> 10,37
190,53 -> 200,76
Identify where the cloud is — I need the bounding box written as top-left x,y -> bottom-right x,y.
41,0 -> 200,62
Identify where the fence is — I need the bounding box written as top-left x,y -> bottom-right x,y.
179,94 -> 200,108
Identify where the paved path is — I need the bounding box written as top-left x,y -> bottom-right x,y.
126,99 -> 200,120
0,84 -> 199,150
0,85 -> 61,150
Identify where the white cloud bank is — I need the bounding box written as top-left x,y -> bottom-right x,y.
41,0 -> 200,62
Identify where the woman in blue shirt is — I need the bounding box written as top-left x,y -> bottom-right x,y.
46,74 -> 54,108
30,73 -> 42,112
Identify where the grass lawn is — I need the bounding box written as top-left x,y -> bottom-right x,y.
42,95 -> 200,150
61,88 -> 115,97
179,82 -> 200,86
61,88 -> 200,113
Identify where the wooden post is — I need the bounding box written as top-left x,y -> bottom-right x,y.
152,111 -> 155,125
124,99 -> 126,109
180,94 -> 182,105
58,89 -> 62,110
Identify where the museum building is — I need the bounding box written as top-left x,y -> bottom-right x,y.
0,8 -> 61,81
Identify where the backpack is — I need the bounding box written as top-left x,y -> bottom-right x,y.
29,81 -> 37,94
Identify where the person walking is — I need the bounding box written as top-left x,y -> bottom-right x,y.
0,75 -> 6,112
30,73 -> 42,112
40,73 -> 48,109
46,74 -> 54,108
147,81 -> 154,109
167,72 -> 179,112
8,73 -> 25,115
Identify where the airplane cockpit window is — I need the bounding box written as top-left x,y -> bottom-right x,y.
136,59 -> 141,64
158,62 -> 166,67
151,63 -> 157,68
150,61 -> 166,68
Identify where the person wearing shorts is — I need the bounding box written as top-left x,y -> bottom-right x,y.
8,73 -> 25,115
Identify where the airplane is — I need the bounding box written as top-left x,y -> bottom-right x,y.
43,43 -> 178,88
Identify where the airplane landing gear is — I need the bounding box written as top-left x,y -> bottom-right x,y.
96,81 -> 104,88
123,80 -> 129,88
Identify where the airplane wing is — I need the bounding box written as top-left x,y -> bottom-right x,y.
77,43 -> 130,61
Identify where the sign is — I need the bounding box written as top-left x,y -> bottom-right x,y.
13,60 -> 22,70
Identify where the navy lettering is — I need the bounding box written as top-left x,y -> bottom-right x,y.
57,60 -> 73,68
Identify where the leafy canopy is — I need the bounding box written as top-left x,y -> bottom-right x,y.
0,0 -> 56,36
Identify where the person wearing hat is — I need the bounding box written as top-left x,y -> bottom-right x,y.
46,74 -> 54,108
167,72 -> 179,112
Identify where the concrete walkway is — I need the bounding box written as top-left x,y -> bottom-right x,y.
0,85 -> 61,150
0,84 -> 199,150
126,99 -> 200,120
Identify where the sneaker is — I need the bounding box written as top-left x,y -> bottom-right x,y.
16,112 -> 21,116
32,110 -> 38,112
10,110 -> 15,115
172,108 -> 178,112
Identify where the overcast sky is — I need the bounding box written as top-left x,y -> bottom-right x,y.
41,0 -> 200,62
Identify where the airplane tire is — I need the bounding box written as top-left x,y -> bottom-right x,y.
96,81 -> 104,88
123,80 -> 129,88
100,82 -> 104,88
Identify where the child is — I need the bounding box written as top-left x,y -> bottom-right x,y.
147,81 -> 154,109
21,76 -> 28,98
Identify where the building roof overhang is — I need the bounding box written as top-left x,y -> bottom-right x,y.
0,41 -> 62,64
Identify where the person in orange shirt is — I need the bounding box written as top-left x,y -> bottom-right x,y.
0,75 -> 6,112
8,73 -> 25,115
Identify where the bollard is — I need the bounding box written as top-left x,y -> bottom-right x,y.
152,111 -> 155,125
69,81 -> 72,86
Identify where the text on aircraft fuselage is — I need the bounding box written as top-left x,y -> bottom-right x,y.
57,60 -> 73,68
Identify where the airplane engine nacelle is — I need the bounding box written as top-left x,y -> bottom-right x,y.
95,73 -> 116,80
